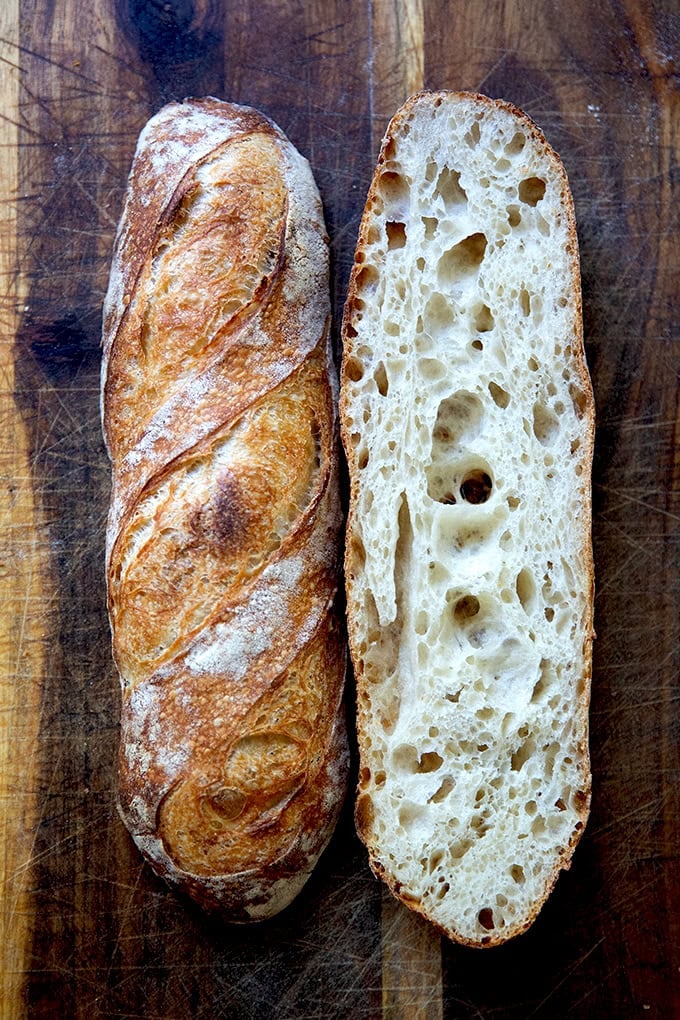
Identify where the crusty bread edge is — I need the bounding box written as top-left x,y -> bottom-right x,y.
103,97 -> 348,922
339,90 -> 595,947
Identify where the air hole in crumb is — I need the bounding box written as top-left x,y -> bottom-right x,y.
545,607 -> 555,622
488,381 -> 510,408
386,221 -> 407,250
418,751 -> 444,773
350,536 -> 366,571
555,798 -> 567,811
425,160 -> 438,183
377,170 -> 410,211
533,401 -> 560,445
528,356 -> 539,371
345,356 -> 364,382
424,292 -> 453,336
471,339 -> 484,351
507,495 -> 520,510
473,303 -> 494,332
415,610 -> 429,635
466,121 -> 481,147
398,802 -> 427,828
471,813 -> 489,835
508,205 -> 521,228
516,568 -> 535,612
428,850 -> 444,872
437,232 -> 487,286
460,470 -> 492,504
422,216 -> 438,239
434,165 -> 467,208
511,736 -> 536,771
431,391 -> 484,446
505,131 -> 526,155
374,361 -> 389,396
392,744 -> 419,773
375,770 -> 386,788
358,448 -> 369,470
519,289 -> 531,316
532,816 -> 546,837
454,595 -> 480,623
420,358 -> 446,381
537,215 -> 550,237
510,864 -> 525,884
570,437 -> 581,454
355,264 -> 379,292
519,176 -> 546,205
478,908 -> 495,930
429,777 -> 455,803
569,383 -> 588,417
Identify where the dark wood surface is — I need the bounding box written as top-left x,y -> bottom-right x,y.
1,1 -> 678,1017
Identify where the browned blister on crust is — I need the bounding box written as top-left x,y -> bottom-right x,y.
340,92 -> 594,946
102,98 -> 347,920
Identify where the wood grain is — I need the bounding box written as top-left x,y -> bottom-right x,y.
0,5 -> 50,1015
0,0 -> 677,1016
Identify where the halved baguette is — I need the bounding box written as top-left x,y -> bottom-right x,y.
340,92 -> 594,946
102,99 -> 347,920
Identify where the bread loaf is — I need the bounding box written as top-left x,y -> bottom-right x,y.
340,92 -> 594,946
101,98 -> 347,920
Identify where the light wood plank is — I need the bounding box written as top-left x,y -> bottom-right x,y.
0,5 -> 50,1015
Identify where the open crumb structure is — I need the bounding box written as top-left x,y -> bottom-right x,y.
341,91 -> 595,947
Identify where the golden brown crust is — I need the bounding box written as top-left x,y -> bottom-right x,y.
102,98 -> 347,920
340,90 -> 595,946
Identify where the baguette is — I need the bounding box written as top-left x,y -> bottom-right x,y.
340,91 -> 594,946
101,98 -> 347,920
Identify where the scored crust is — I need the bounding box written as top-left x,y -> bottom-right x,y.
102,98 -> 348,920
340,91 -> 594,946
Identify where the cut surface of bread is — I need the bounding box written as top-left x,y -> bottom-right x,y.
340,92 -> 594,946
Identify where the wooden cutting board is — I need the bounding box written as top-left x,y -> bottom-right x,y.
1,1 -> 678,1016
